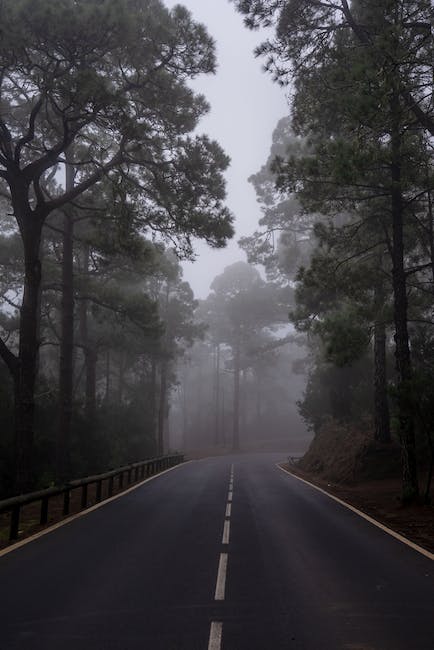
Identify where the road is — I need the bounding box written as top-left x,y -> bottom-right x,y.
0,453 -> 433,649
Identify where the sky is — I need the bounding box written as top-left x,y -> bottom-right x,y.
163,0 -> 289,298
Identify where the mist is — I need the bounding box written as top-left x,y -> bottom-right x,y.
164,0 -> 289,299
1,3 -> 434,649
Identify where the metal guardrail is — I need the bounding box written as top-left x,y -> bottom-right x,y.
0,454 -> 184,542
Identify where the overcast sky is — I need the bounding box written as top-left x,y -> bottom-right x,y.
163,0 -> 289,298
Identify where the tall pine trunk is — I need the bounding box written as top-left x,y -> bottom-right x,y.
105,350 -> 111,402
232,341 -> 240,451
214,344 -> 220,446
157,359 -> 168,456
14,216 -> 43,492
78,243 -> 97,424
57,156 -> 75,482
118,351 -> 125,404
390,91 -> 419,501
373,281 -> 390,443
150,353 -> 158,451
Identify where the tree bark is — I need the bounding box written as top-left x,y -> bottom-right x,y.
255,369 -> 262,425
390,91 -> 419,501
240,369 -> 247,439
78,243 -> 97,424
14,218 -> 43,492
57,155 -> 75,483
118,351 -> 125,405
150,353 -> 158,449
214,344 -> 220,445
373,318 -> 391,443
157,359 -> 168,456
232,341 -> 240,451
85,349 -> 97,424
373,282 -> 391,443
105,350 -> 111,402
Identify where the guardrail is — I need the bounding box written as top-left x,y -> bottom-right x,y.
0,454 -> 184,543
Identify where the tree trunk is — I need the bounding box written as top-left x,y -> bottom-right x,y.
390,91 -> 419,501
84,350 -> 97,423
118,351 -> 125,405
255,369 -> 262,436
57,155 -> 75,483
373,282 -> 390,443
221,385 -> 226,446
157,360 -> 168,456
14,220 -> 43,492
78,243 -> 97,424
232,341 -> 240,451
214,344 -> 220,445
240,369 -> 247,439
182,367 -> 188,450
105,350 -> 111,402
150,353 -> 158,450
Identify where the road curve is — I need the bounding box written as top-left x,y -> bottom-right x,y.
0,453 -> 433,649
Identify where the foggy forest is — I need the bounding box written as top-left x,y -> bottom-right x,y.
1,0 -> 434,504
1,2 -> 434,648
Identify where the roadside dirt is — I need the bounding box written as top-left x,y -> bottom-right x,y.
282,463 -> 434,556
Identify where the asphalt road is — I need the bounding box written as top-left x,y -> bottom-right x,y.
1,453 -> 433,649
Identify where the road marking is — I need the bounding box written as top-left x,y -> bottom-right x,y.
229,481 -> 233,490
227,490 -> 233,502
0,461 -> 192,559
225,502 -> 232,518
277,464 -> 434,562
208,621 -> 223,650
214,553 -> 228,600
222,519 -> 230,545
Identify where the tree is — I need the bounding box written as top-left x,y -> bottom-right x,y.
0,0 -> 233,491
204,261 -> 288,449
232,0 -> 434,501
240,117 -> 315,284
154,254 -> 205,455
231,0 -> 434,133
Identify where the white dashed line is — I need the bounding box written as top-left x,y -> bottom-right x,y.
222,519 -> 230,545
209,466 -> 235,645
214,553 -> 228,600
208,621 -> 223,650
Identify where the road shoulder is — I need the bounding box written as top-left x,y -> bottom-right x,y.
278,463 -> 434,561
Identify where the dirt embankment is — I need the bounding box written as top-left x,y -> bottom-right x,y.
287,420 -> 434,556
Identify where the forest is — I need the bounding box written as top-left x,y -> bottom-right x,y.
1,0 -> 434,514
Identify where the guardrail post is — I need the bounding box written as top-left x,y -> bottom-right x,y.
40,496 -> 49,525
96,480 -> 102,503
63,489 -> 70,516
10,504 -> 20,541
81,484 -> 88,510
0,454 -> 183,545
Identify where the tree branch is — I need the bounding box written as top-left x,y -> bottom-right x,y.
44,145 -> 125,213
0,335 -> 19,378
14,94 -> 45,165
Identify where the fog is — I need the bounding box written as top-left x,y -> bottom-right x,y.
164,0 -> 289,298
1,5 -> 433,648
